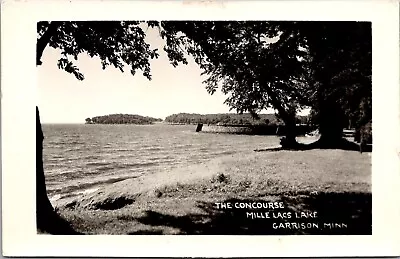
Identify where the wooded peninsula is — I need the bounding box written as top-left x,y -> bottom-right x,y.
85,114 -> 162,125
164,113 -> 309,126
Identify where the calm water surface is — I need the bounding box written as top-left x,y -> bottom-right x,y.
42,124 -> 281,201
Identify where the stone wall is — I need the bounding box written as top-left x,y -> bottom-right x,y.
198,124 -> 312,136
199,124 -> 279,135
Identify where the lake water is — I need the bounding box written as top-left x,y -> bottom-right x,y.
42,124 -> 282,201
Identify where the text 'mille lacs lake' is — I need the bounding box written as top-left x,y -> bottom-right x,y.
36,20 -> 372,236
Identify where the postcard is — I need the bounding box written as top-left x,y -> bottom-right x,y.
1,0 -> 399,257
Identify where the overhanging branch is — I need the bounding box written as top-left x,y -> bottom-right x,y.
36,22 -> 59,66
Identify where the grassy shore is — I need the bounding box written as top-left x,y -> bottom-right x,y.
54,148 -> 371,235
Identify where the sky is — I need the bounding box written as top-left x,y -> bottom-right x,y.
37,25 -> 299,124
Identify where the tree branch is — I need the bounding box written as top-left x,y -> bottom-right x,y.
36,22 -> 59,66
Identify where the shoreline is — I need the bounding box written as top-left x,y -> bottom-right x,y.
49,136 -> 356,208
48,136 -> 320,204
52,149 -> 256,209
53,147 -> 371,235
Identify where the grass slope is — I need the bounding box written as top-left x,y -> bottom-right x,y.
55,149 -> 371,235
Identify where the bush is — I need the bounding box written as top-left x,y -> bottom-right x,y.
355,120 -> 372,144
358,120 -> 372,153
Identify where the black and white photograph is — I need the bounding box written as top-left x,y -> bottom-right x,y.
2,0 -> 400,257
36,20 -> 373,236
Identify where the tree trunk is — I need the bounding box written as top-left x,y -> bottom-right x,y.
316,101 -> 345,147
307,100 -> 362,151
278,115 -> 299,149
37,22 -> 78,234
282,117 -> 298,146
36,23 -> 59,232
270,99 -> 299,149
37,107 -> 78,234
36,107 -> 56,232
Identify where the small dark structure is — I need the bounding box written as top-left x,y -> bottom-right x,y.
196,123 -> 203,132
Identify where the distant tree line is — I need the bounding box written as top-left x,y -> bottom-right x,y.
85,114 -> 162,125
164,113 -> 309,126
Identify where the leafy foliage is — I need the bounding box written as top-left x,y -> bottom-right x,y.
159,21 -> 371,142
159,21 -> 310,120
37,21 -> 160,80
300,22 -> 371,132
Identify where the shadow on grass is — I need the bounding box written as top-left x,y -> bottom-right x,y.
37,209 -> 82,235
129,192 -> 371,235
255,138 -> 371,153
304,138 -> 371,152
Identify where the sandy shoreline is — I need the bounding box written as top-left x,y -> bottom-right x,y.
51,146 -> 372,235
53,149 -> 256,209
52,137 -> 317,207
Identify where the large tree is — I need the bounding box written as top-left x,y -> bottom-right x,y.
159,21 -> 371,148
302,22 -> 372,147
